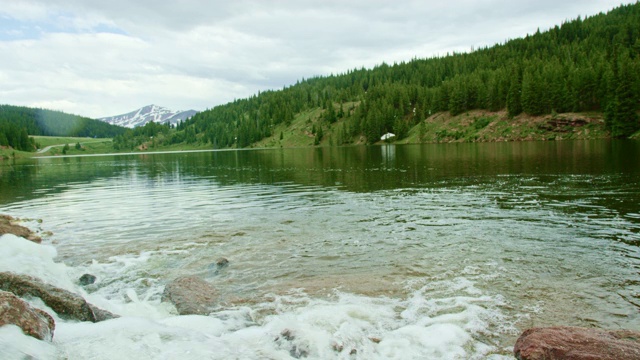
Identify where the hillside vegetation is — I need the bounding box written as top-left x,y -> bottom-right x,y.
0,105 -> 126,152
2,3 -> 639,156
159,2 -> 636,150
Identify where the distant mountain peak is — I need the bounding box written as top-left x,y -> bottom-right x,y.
99,105 -> 198,128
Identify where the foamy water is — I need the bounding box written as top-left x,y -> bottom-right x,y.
1,145 -> 639,359
0,233 -> 513,359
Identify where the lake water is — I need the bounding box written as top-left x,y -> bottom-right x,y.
1,140 -> 639,359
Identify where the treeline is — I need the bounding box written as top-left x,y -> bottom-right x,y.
0,105 -> 126,151
181,2 -> 639,146
112,121 -> 175,150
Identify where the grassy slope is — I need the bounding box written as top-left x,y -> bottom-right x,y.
0,109 -> 616,161
254,108 -> 610,148
402,110 -> 608,143
0,136 -> 113,160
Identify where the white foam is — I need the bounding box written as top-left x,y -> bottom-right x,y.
10,290 -> 513,360
0,234 -> 513,359
0,234 -> 78,292
24,284 -> 513,360
0,325 -> 58,360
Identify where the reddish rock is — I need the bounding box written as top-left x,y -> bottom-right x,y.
514,326 -> 640,360
0,272 -> 117,322
161,276 -> 218,315
0,290 -> 55,341
0,215 -> 41,243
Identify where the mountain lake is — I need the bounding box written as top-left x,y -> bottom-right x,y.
0,140 -> 639,359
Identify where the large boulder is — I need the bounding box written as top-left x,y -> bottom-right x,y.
0,290 -> 55,341
0,215 -> 41,243
161,276 -> 218,315
514,326 -> 640,360
0,272 -> 117,322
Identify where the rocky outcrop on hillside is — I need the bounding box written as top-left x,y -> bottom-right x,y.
0,290 -> 55,341
514,326 -> 640,360
0,272 -> 117,323
161,276 -> 219,315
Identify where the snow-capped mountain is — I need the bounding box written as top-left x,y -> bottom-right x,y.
99,105 -> 198,128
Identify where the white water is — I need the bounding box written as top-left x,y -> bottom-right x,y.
0,234 -> 512,359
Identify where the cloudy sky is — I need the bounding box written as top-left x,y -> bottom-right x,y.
0,1 -> 634,118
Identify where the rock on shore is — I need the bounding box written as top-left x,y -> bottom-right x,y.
161,276 -> 219,315
0,271 -> 117,323
514,326 -> 640,360
0,215 -> 41,243
0,216 -> 119,343
0,290 -> 55,341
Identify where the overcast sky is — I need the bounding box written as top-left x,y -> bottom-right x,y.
0,1 -> 634,118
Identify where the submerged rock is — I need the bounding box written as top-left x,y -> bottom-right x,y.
0,290 -> 55,341
78,274 -> 97,286
274,328 -> 310,359
514,326 -> 640,360
215,257 -> 229,268
0,215 -> 41,243
208,257 -> 230,275
0,272 -> 117,323
161,276 -> 218,315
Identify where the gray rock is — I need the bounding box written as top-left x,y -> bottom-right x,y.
0,290 -> 55,341
208,257 -> 230,275
514,326 -> 640,360
0,272 -> 117,323
88,304 -> 119,322
161,276 -> 218,315
79,274 -> 97,286
215,257 -> 229,268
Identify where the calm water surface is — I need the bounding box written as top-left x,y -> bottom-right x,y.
0,140 -> 639,359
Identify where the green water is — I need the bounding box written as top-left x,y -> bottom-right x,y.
1,140 -> 639,354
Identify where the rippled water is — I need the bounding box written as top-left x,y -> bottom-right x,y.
0,141 -> 639,359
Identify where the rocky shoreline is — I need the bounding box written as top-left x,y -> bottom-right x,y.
0,215 -> 121,343
0,214 -> 228,345
1,214 -> 639,359
0,214 -> 42,243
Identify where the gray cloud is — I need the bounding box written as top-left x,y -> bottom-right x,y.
0,0 -> 632,118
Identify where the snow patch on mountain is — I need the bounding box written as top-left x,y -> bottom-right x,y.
99,105 -> 198,128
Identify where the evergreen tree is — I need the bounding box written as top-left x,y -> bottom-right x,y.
314,126 -> 323,145
507,67 -> 523,117
609,52 -> 639,137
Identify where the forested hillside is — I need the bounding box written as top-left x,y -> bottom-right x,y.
6,3 -> 639,153
176,2 -> 639,148
0,105 -> 126,151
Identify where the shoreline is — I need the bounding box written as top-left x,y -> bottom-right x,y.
3,109 -> 631,162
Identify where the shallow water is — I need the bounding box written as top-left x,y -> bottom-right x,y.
0,141 -> 639,359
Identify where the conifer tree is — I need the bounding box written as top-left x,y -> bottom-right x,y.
609,52 -> 639,137
507,68 -> 523,117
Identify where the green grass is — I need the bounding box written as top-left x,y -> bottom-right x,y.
44,140 -> 114,156
0,136 -> 115,160
0,148 -> 29,161
32,136 -> 113,156
253,108 -> 324,148
32,136 -> 99,148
